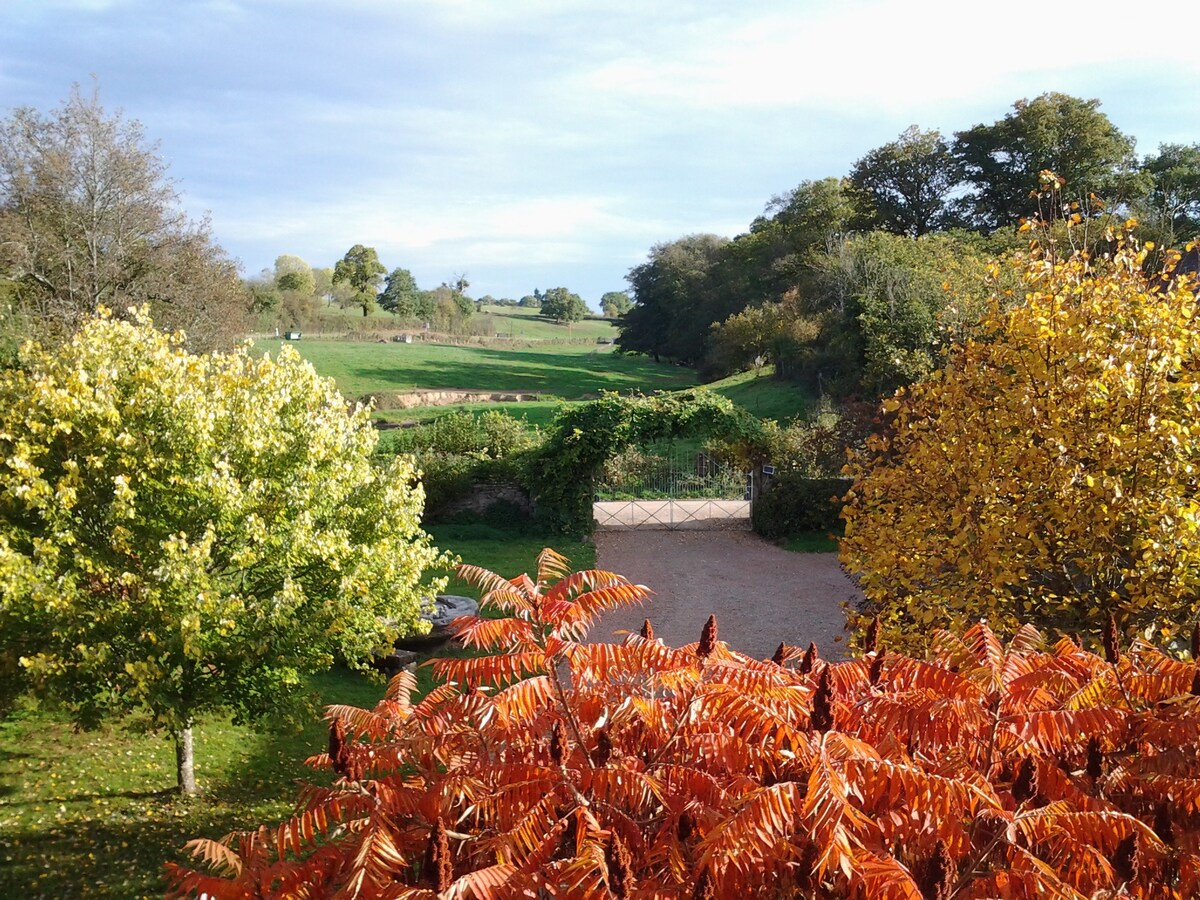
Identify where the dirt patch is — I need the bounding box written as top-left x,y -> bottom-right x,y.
592,531 -> 861,660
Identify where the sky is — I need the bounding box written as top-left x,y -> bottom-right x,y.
2,0 -> 1198,305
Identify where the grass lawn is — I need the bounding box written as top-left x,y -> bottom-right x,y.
475,306 -> 617,342
255,339 -> 697,401
0,668 -> 382,899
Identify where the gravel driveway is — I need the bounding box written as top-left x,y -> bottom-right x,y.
591,530 -> 862,661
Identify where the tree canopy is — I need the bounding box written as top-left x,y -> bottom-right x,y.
0,310 -> 446,792
599,290 -> 632,317
0,85 -> 249,350
954,92 -> 1141,230
848,126 -> 961,236
841,234 -> 1200,651
378,266 -> 420,318
538,286 -> 587,324
333,244 -> 386,317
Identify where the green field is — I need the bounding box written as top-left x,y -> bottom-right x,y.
476,305 -> 618,342
256,338 -> 697,401
704,367 -> 815,424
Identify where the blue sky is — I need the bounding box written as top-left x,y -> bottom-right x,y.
3,0 -> 1198,305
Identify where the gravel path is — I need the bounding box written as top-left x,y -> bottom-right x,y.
591,530 -> 861,661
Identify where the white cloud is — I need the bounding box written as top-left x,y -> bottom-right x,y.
579,0 -> 1200,116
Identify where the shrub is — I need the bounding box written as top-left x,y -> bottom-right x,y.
752,473 -> 851,540
169,554 -> 1200,897
842,234 -> 1200,651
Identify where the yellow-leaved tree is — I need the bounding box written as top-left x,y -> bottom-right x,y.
841,232 -> 1200,652
0,310 -> 447,793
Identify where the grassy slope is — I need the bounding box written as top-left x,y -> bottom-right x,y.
702,367 -> 815,424
255,339 -> 697,400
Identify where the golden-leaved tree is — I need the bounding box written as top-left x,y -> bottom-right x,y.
0,309 -> 446,793
841,231 -> 1200,651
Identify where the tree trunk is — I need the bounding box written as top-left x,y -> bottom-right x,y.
175,723 -> 196,795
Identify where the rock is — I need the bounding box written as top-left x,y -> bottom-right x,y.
393,594 -> 479,650
371,648 -> 418,676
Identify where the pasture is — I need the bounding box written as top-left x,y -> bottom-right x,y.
255,338 -> 697,401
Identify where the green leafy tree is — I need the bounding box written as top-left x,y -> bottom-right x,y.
618,234 -> 730,364
377,266 -> 420,318
599,290 -> 632,317
1138,142 -> 1200,247
954,92 -> 1142,231
780,230 -> 996,397
0,84 -> 248,349
332,244 -> 386,317
538,286 -> 587,324
273,255 -> 316,296
841,234 -> 1200,651
0,309 -> 446,793
849,126 -> 962,236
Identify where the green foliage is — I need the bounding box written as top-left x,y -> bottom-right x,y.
381,410 -> 539,516
0,310 -> 446,789
617,233 -> 732,365
752,474 -> 851,540
273,255 -> 316,296
530,391 -> 762,533
377,266 -> 420,317
954,92 -> 1143,231
848,126 -> 961,236
599,290 -> 632,317
1137,142 -> 1200,247
788,230 -> 999,396
332,244 -> 386,317
841,236 -> 1200,651
537,286 -> 587,324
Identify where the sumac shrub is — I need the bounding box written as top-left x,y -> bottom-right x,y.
169,552 -> 1200,898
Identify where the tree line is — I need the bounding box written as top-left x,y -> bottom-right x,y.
0,86 -> 633,358
615,92 -> 1200,398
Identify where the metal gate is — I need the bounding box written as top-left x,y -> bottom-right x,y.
593,448 -> 751,531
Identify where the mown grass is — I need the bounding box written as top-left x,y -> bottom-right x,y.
0,525 -> 591,899
255,339 -> 697,401
0,668 -> 382,899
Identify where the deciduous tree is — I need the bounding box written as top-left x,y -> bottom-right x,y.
377,266 -> 420,318
954,92 -> 1142,231
1138,142 -> 1200,247
841,231 -> 1200,650
0,84 -> 249,349
849,126 -> 962,236
538,286 -> 587,324
332,244 -> 386,317
599,290 -> 632,317
0,310 -> 446,793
